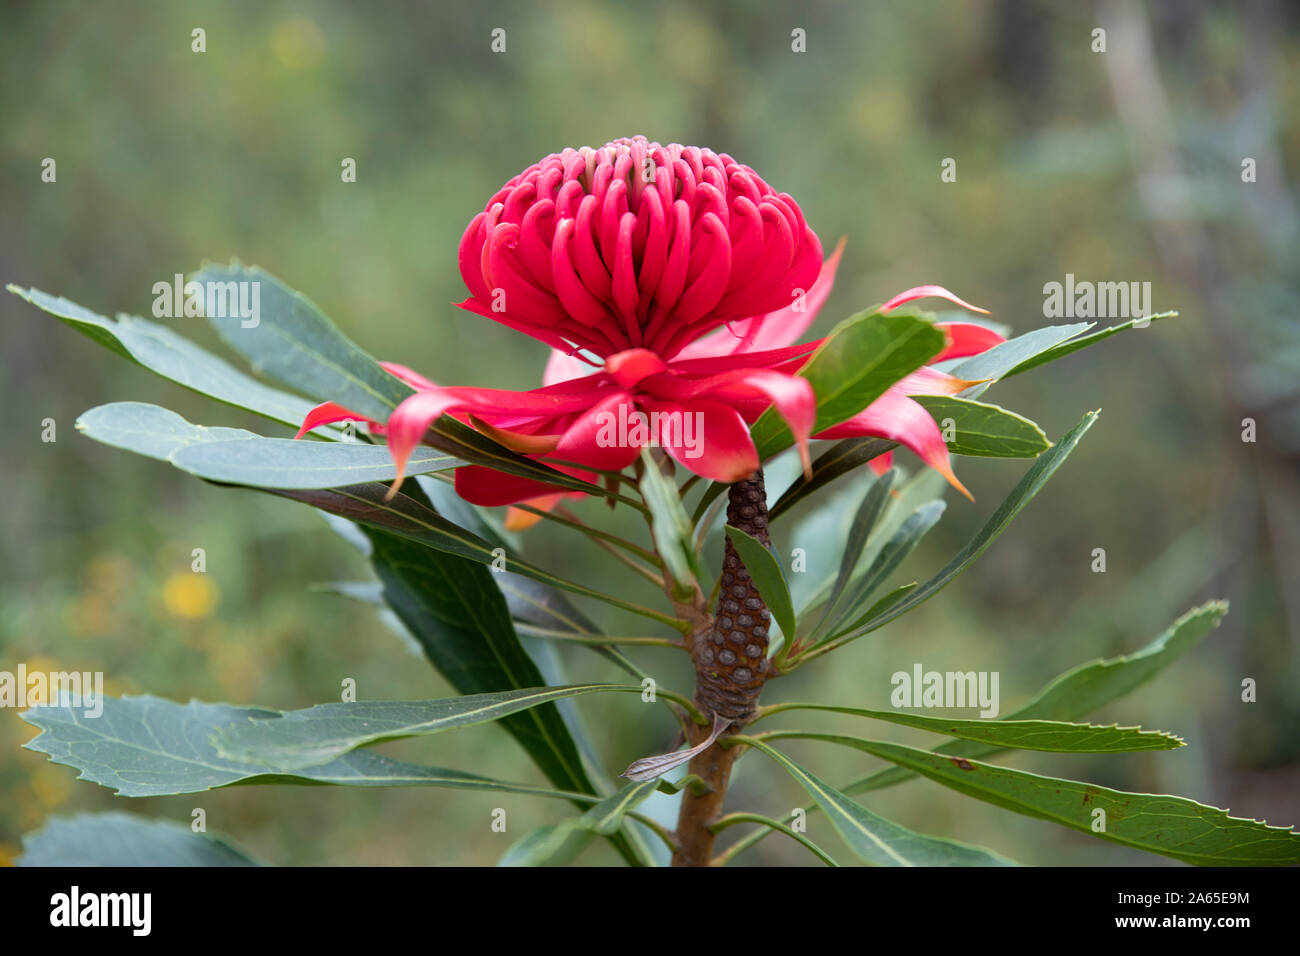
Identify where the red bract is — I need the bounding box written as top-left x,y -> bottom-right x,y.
296,137 -> 1006,507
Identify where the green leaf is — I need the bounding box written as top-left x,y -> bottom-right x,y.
823,500 -> 946,640
724,602 -> 1231,864
20,694 -> 606,800
356,502 -> 642,866
498,823 -> 593,867
172,438 -> 460,488
211,684 -> 642,770
814,469 -> 894,635
192,262 -> 412,422
7,285 -> 323,430
19,812 -> 259,867
498,778 -> 660,866
264,482 -> 681,627
950,322 -> 1093,398
363,527 -> 596,804
793,466 -> 946,621
76,402 -> 460,487
739,737 -> 1015,866
853,582 -> 917,624
750,311 -> 945,460
1001,312 -> 1179,379
640,449 -> 703,591
757,707 -> 1183,752
784,734 -> 1300,866
769,437 -> 897,521
846,600 -> 1230,795
76,401 -> 258,459
913,396 -> 1051,458
824,410 -> 1099,648
722,525 -> 797,642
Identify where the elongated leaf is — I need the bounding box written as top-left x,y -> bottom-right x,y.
189,266 -> 616,502
212,684 -> 641,770
171,438 -> 460,488
768,437 -> 897,522
823,500 -> 946,640
740,737 -> 1015,866
7,285 -> 323,430
192,262 -> 412,422
640,449 -> 702,590
77,401 -> 257,460
758,706 -> 1182,752
847,600 -> 1230,795
951,322 -> 1093,398
499,778 -> 660,866
751,311 -> 945,459
829,411 -> 1099,646
783,734 -> 1300,866
794,467 -> 946,621
363,528 -> 596,804
19,812 -> 259,867
21,694 -> 605,800
1002,312 -> 1178,379
76,402 -> 459,487
854,582 -> 917,624
265,482 -> 677,625
913,396 -> 1050,458
726,602 -> 1231,863
815,469 -> 894,634
723,526 -> 797,641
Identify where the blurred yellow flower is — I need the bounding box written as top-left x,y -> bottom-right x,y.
162,573 -> 218,620
272,16 -> 325,70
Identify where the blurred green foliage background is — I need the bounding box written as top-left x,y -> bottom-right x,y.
2,0 -> 1297,865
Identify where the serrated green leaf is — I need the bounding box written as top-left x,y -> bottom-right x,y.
723,525 -> 796,641
913,396 -> 1051,458
780,733 -> 1300,866
211,684 -> 642,770
757,705 -> 1182,752
20,694 -> 607,801
19,812 -> 259,867
740,737 -> 1015,866
847,600 -> 1230,795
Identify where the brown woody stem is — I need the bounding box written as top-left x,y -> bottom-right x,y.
671,470 -> 774,866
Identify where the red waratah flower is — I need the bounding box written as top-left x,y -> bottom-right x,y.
296,136 -> 1006,507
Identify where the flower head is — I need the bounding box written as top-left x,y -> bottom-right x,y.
457,135 -> 823,361
296,137 -> 1006,510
